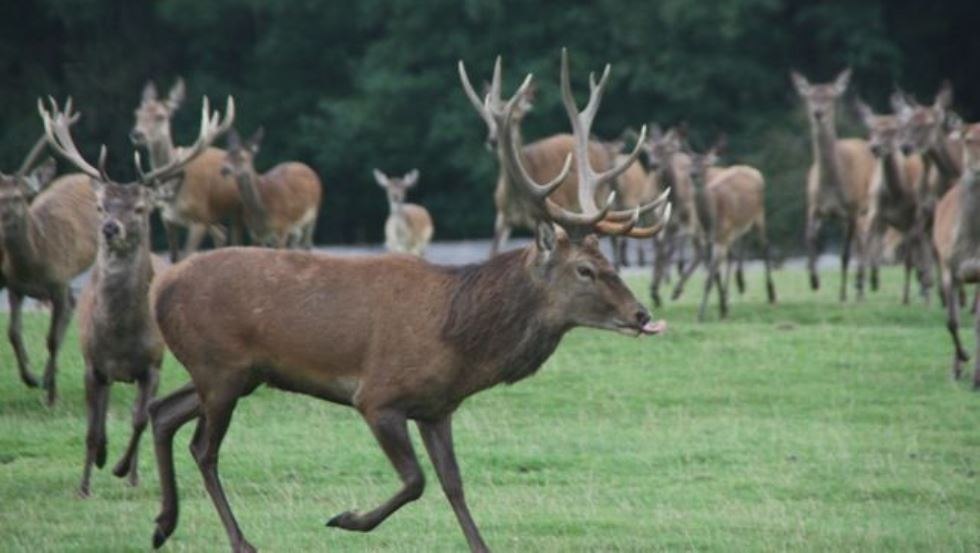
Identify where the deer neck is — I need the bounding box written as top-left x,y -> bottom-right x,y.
146,131 -> 177,168
957,168 -> 980,246
810,117 -> 844,191
692,177 -> 713,236
94,233 -> 154,316
235,169 -> 269,224
928,138 -> 961,180
879,151 -> 908,201
0,203 -> 41,274
388,199 -> 406,218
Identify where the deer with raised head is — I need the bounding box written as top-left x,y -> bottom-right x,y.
373,168 -> 433,256
40,95 -> 233,495
854,98 -> 932,304
791,69 -> 876,301
933,119 -> 980,387
220,128 -> 321,248
146,49 -> 670,553
131,78 -> 243,260
460,57 -> 641,257
0,100 -> 98,404
894,81 -> 961,200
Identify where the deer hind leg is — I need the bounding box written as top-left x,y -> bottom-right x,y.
150,383 -> 202,549
7,291 -> 37,388
734,244 -> 746,295
650,236 -> 668,307
42,288 -> 73,405
490,212 -> 510,257
207,225 -> 229,248
943,277 -> 969,380
182,223 -> 208,259
902,241 -> 914,305
418,416 -> 490,553
79,367 -> 110,498
113,365 -> 160,486
164,220 -> 182,263
328,408 -> 425,533
673,238 -> 704,301
697,244 -> 719,322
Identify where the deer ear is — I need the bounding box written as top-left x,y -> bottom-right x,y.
166,78 -> 185,111
790,71 -> 810,96
890,90 -> 910,116
30,157 -> 57,189
403,169 -> 419,188
833,68 -> 852,95
226,128 -> 241,151
854,98 -> 875,128
934,80 -> 953,110
946,112 -> 964,137
247,127 -> 264,153
534,221 -> 557,260
372,169 -> 388,188
142,81 -> 158,103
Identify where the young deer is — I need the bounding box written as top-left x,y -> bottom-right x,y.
131,79 -> 243,260
373,169 -> 434,256
791,69 -> 876,301
0,101 -> 98,404
147,49 -> 670,553
40,96 -> 234,496
932,119 -> 980,387
221,128 -> 322,248
855,99 -> 932,304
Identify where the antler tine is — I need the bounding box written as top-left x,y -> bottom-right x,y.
595,124 -> 648,186
15,135 -> 49,178
97,145 -> 111,183
490,55 -> 503,107
138,95 -> 235,185
599,202 -> 673,238
604,185 -> 670,222
37,96 -> 105,182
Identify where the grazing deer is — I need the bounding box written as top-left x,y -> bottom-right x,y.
855,99 -> 932,304
791,69 -> 876,301
0,101 -> 98,404
933,119 -> 980,387
373,169 -> 434,256
131,78 -> 243,260
459,57 -> 626,257
40,96 -> 233,495
220,128 -> 321,248
147,49 -> 670,553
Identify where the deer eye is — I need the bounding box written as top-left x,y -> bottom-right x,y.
133,204 -> 147,215
576,265 -> 596,281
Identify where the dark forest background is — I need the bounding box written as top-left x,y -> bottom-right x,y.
1,0 -> 978,250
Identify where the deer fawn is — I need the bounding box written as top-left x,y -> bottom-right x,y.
40,95 -> 234,495
146,49 -> 670,553
373,169 -> 434,256
220,128 -> 322,248
933,118 -> 980,387
131,78 -> 243,260
792,69 -> 876,301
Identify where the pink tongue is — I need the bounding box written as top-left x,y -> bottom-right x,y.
641,319 -> 667,335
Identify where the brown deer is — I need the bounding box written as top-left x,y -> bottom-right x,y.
855,99 -> 932,304
791,69 -> 876,301
40,96 -> 233,495
146,49 -> 670,553
599,134 -> 658,269
131,78 -> 243,260
894,81 -> 961,200
220,128 -> 322,248
373,168 -> 434,256
933,119 -> 980,387
0,100 -> 98,404
460,57 -> 651,256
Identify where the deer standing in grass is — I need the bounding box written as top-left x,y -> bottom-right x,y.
600,135 -> 658,269
894,82 -> 961,201
147,49 -> 669,553
0,101 -> 98,404
932,119 -> 980,387
792,69 -> 876,300
131,79 -> 243,260
221,128 -> 321,248
855,99 -> 932,304
40,96 -> 234,495
373,169 -> 433,256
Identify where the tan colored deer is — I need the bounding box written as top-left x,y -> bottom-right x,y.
933,119 -> 980,387
459,57 -> 632,256
40,96 -> 233,495
146,49 -> 670,553
599,134 -> 658,269
791,69 -> 876,301
894,81 -> 961,200
131,78 -> 243,260
220,128 -> 321,248
855,99 -> 932,304
373,169 -> 433,256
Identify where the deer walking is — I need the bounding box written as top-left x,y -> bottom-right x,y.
221,128 -> 322,248
131,78 -> 243,260
373,169 -> 433,256
146,50 -> 669,553
792,69 -> 876,301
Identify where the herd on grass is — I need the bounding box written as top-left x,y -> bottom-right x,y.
0,49 -> 977,552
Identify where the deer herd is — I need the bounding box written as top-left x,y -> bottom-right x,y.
0,49 -> 975,552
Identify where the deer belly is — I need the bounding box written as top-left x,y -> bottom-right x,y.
265,368 -> 360,406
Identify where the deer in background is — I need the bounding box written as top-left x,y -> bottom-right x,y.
600,134 -> 658,269
855,99 -> 932,305
791,69 -> 876,301
0,101 -> 98,404
40,95 -> 233,495
932,119 -> 980,387
146,49 -> 669,553
131,78 -> 243,260
373,169 -> 433,256
220,128 -> 321,249
894,81 -> 961,201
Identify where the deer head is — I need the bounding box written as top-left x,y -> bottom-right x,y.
855,99 -> 902,158
791,68 -> 852,124
644,124 -> 685,172
687,135 -> 725,187
950,117 -> 980,175
893,81 -> 954,157
373,168 -> 419,206
220,127 -> 263,181
459,58 -> 536,151
130,78 -> 185,146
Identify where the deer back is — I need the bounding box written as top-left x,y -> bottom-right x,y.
172,147 -> 241,223
254,161 -> 322,233
706,165 -> 765,244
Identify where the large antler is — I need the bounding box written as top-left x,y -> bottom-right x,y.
38,96 -> 110,183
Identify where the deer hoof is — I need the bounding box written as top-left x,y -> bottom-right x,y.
112,457 -> 130,478
326,510 -> 369,532
810,274 -> 819,290
153,519 -> 176,549
20,371 -> 39,388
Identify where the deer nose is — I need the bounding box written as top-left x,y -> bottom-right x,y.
634,308 -> 651,328
812,109 -> 825,120
102,220 -> 121,239
129,130 -> 144,144
900,144 -> 913,156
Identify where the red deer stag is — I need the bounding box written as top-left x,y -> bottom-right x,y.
373,168 -> 434,256
220,128 -> 322,248
933,119 -> 980,387
40,96 -> 233,495
791,69 -> 876,300
131,78 -> 243,260
146,49 -> 670,553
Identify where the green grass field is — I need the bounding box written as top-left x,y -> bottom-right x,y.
0,266 -> 977,552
